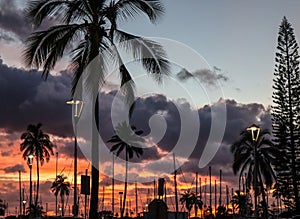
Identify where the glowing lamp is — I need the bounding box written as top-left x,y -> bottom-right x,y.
247,124 -> 260,141
27,154 -> 34,167
66,99 -> 84,117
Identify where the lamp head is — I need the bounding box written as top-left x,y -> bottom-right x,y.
247,124 -> 260,141
66,99 -> 84,117
27,154 -> 34,166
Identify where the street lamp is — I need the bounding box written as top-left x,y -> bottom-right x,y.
66,100 -> 84,118
247,124 -> 260,142
247,124 -> 260,218
27,154 -> 34,215
67,99 -> 84,217
22,200 -> 26,216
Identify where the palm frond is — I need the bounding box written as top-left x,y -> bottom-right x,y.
115,30 -> 170,82
114,0 -> 165,23
23,24 -> 82,79
63,1 -> 91,24
25,0 -> 69,26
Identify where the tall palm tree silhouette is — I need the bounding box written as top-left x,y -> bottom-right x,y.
108,122 -> 144,218
180,191 -> 203,218
51,174 -> 71,217
20,123 -> 54,213
231,128 -> 278,218
23,1 -> 169,218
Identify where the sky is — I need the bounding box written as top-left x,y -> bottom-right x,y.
0,0 -> 300,217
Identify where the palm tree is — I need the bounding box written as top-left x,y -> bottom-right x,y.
231,190 -> 252,217
108,122 -> 144,218
180,191 -> 202,218
231,128 -> 278,218
20,123 -> 54,213
51,174 -> 71,217
23,1 -> 169,218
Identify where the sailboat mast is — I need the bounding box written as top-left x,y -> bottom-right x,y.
102,186 -> 105,211
173,153 -> 178,219
112,153 -> 114,217
195,172 -> 198,217
135,182 -> 138,215
204,178 -> 207,207
200,177 -> 202,218
219,169 -> 222,207
209,166 -> 212,211
215,180 -> 217,216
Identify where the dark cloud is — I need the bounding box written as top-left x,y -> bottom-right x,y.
97,90 -> 271,185
0,57 -> 272,187
3,164 -> 25,173
59,141 -> 86,160
1,150 -> 13,157
0,0 -> 56,42
0,0 -> 30,40
177,68 -> 193,81
0,59 -> 73,136
176,66 -> 229,87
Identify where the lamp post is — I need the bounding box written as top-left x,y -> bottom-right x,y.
55,152 -> 58,216
22,200 -> 26,216
27,154 -> 34,215
66,99 -> 84,217
19,170 -> 22,219
22,188 -> 26,216
119,192 -> 123,214
247,124 -> 260,218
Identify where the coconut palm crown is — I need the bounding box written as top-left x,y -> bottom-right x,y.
20,123 -> 54,212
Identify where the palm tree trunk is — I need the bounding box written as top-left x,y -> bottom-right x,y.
121,152 -> 129,218
35,157 -> 39,213
89,94 -> 100,219
258,171 -> 268,219
61,194 -> 65,216
88,23 -> 101,219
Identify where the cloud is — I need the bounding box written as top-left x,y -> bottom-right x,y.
177,68 -> 194,80
95,90 -> 271,184
0,57 -> 273,190
0,59 -> 73,136
0,31 -> 14,42
59,141 -> 86,160
1,150 -> 13,157
176,66 -> 229,87
0,57 -> 271,181
0,0 -> 55,41
0,0 -> 30,40
3,164 -> 26,173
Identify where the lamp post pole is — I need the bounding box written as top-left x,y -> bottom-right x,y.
22,200 -> 26,216
67,99 -> 83,217
27,155 -> 33,216
22,188 -> 26,216
247,124 -> 260,218
55,152 -> 58,216
73,135 -> 78,216
29,164 -> 32,212
19,170 -> 22,219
